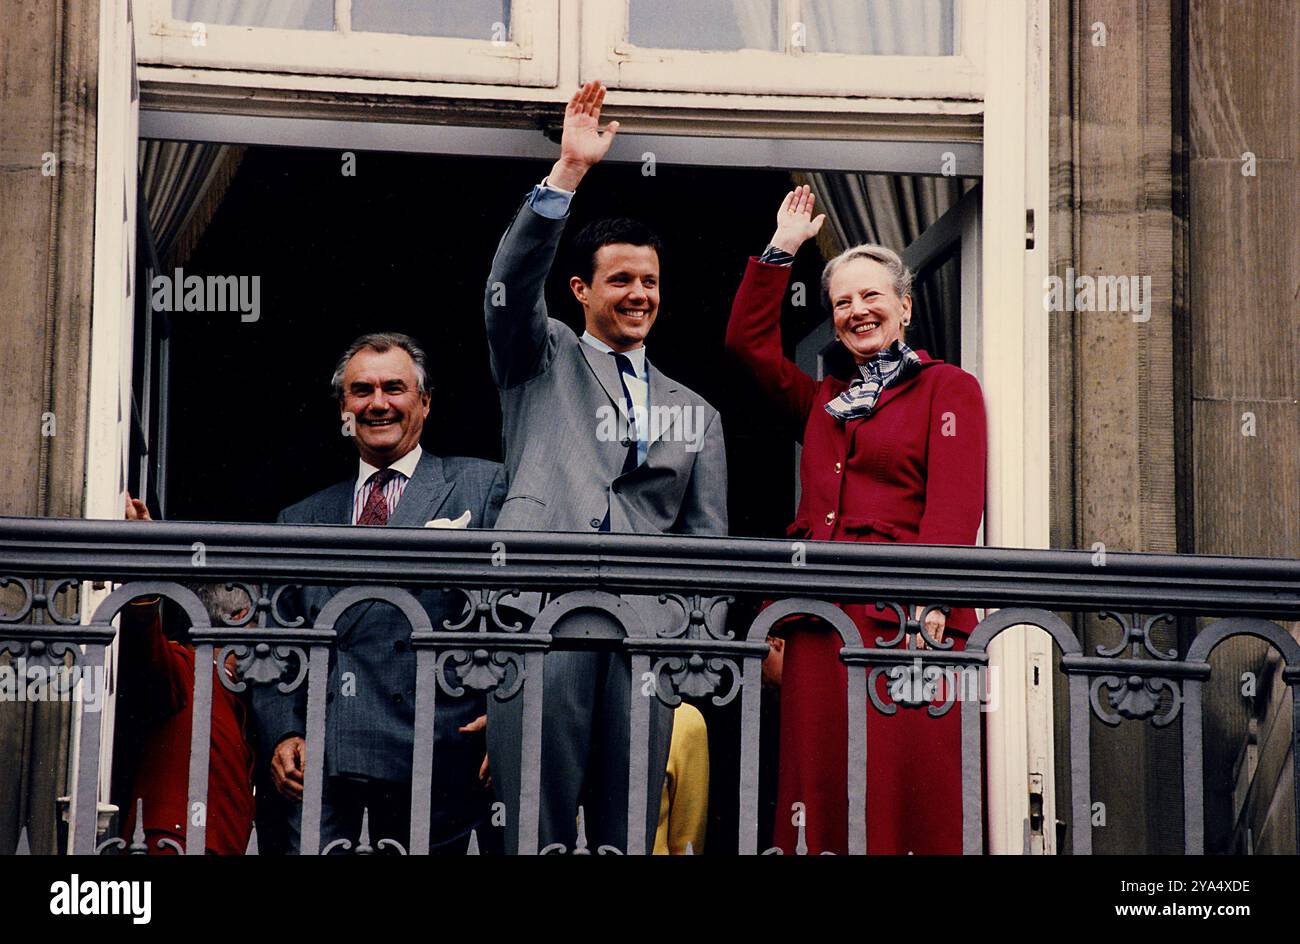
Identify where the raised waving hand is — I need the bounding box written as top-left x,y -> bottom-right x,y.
547,80 -> 620,192
769,184 -> 826,256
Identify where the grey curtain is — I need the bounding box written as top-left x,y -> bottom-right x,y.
138,140 -> 247,268
801,0 -> 956,55
172,0 -> 515,37
169,0 -> 335,30
628,0 -> 956,54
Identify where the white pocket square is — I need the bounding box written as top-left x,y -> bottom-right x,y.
424,510 -> 472,529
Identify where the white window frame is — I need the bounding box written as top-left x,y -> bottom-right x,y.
135,0 -> 560,87
581,0 -> 986,100
82,0 -> 141,855
979,0 -> 1053,855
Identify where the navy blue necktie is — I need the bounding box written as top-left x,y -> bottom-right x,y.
613,353 -> 640,475
601,354 -> 640,532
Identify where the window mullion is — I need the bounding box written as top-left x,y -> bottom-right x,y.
784,0 -> 802,57
336,0 -> 352,34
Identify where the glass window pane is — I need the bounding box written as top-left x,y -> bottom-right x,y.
628,0 -> 780,52
802,0 -> 956,56
351,0 -> 512,39
171,0 -> 335,31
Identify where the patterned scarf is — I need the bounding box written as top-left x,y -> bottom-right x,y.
824,339 -> 922,421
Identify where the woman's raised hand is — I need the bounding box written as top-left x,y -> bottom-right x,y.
769,184 -> 826,256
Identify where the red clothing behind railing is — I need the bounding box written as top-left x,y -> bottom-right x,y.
726,257 -> 988,854
115,598 -> 255,854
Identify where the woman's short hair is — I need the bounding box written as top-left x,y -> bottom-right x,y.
820,244 -> 914,311
330,332 -> 430,400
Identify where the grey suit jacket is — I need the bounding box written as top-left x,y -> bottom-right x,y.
484,199 -> 728,542
251,451 -> 506,837
482,197 -> 728,852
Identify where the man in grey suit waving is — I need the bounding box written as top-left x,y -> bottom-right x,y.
484,81 -> 728,852
253,332 -> 506,854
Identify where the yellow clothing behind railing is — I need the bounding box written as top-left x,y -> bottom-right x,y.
654,703 -> 709,855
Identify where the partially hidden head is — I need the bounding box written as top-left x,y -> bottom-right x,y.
331,332 -> 431,467
568,217 -> 663,353
162,582 -> 253,647
821,244 -> 914,364
178,583 -> 251,675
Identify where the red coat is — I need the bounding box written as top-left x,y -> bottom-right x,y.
115,600 -> 255,855
726,258 -> 987,854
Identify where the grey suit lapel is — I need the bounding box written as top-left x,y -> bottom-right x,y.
323,479 -> 354,525
388,450 -> 455,528
644,358 -> 692,449
579,338 -> 628,414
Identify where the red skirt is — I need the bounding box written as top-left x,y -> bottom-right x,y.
772,604 -> 975,855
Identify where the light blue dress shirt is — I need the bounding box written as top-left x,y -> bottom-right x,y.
528,179 -> 575,219
580,331 -> 650,467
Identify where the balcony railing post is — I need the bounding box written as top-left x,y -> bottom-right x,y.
625,652 -> 653,856
737,659 -> 763,855
298,644 -> 330,856
185,639 -> 215,855
69,641 -> 108,855
846,664 -> 868,856
408,642 -> 439,856
517,649 -> 546,855
1181,678 -> 1205,854
961,694 -> 983,854
1068,673 -> 1093,855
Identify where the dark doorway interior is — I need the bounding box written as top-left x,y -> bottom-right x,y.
152,142 -> 866,854
162,144 -> 832,538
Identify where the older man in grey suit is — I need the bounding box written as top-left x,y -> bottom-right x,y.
253,332 -> 507,854
483,81 -> 728,853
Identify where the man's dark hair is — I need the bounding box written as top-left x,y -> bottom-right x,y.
570,218 -> 663,285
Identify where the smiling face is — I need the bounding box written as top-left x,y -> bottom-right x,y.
570,243 -> 660,352
828,257 -> 912,363
339,346 -> 430,467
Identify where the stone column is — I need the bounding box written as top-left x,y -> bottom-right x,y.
1187,0 -> 1299,851
1049,0 -> 1184,853
0,0 -> 100,853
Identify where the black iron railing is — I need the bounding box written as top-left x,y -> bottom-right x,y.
1,516 -> 1298,855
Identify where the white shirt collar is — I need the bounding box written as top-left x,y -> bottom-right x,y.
356,443 -> 423,492
580,331 -> 647,380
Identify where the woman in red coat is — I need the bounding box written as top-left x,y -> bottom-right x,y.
725,186 -> 987,854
